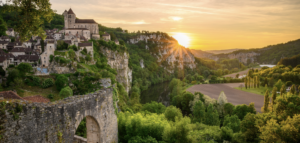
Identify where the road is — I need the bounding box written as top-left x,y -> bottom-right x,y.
186,83 -> 264,112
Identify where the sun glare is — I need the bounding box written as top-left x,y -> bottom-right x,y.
172,33 -> 190,48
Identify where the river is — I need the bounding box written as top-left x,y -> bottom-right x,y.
140,82 -> 171,106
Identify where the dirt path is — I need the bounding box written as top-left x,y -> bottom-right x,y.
187,83 -> 264,112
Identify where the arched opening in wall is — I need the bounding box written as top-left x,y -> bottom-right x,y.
74,116 -> 100,143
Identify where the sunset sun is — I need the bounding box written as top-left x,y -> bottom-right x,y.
172,33 -> 190,48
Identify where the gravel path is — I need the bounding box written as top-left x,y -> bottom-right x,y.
186,83 -> 264,112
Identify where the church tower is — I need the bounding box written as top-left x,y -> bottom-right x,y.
63,8 -> 76,29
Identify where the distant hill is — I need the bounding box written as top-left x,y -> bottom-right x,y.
201,39 -> 300,65
189,49 -> 213,58
205,49 -> 242,54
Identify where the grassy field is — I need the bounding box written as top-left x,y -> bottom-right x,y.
234,86 -> 273,95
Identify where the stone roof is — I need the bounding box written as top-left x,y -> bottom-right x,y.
0,91 -> 23,100
23,95 -> 50,103
64,40 -> 72,44
0,41 -> 9,44
0,57 -> 7,62
10,48 -> 32,53
78,42 -> 92,47
7,28 -> 14,31
75,19 -> 97,24
67,8 -> 75,14
102,32 -> 110,36
1,36 -> 10,39
46,35 -> 54,40
15,55 -> 39,61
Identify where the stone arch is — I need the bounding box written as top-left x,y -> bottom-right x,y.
75,115 -> 101,143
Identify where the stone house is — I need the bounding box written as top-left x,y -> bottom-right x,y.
14,54 -> 39,66
0,56 -> 9,70
78,42 -> 93,59
5,28 -> 15,37
0,36 -> 11,42
115,39 -> 119,45
62,8 -> 100,40
102,32 -> 110,41
0,41 -> 9,49
54,32 -> 63,40
40,41 -> 55,67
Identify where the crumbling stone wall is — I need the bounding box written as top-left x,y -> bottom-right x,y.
0,88 -> 118,143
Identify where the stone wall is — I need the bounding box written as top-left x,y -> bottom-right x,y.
0,88 -> 118,143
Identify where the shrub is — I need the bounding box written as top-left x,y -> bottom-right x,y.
59,86 -> 73,98
50,55 -> 54,62
55,75 -> 68,91
41,78 -> 54,88
32,76 -> 40,86
191,81 -> 197,84
141,101 -> 166,114
47,94 -> 54,99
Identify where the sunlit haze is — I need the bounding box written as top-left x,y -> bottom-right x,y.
171,33 -> 190,48
50,0 -> 300,50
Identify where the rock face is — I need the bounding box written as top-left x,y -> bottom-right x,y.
0,88 -> 118,143
102,48 -> 132,93
208,52 -> 260,64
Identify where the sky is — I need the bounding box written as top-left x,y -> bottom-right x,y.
50,0 -> 300,50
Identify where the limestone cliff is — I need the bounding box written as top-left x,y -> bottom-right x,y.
101,48 -> 132,93
207,52 -> 260,64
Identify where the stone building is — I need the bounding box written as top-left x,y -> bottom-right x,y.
40,41 -> 55,67
62,8 -> 100,39
5,28 -> 15,37
102,32 -> 110,41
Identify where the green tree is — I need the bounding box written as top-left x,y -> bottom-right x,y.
290,84 -> 296,94
224,103 -> 235,117
59,86 -> 73,98
0,16 -> 7,36
275,79 -> 284,92
271,87 -> 277,108
17,63 -> 33,76
164,105 -> 183,122
240,113 -> 260,142
141,101 -> 166,114
221,126 -> 233,142
2,0 -> 54,41
262,90 -> 270,113
223,115 -> 241,133
0,66 -> 6,77
204,104 -> 220,126
55,74 -> 68,91
233,103 -> 256,120
192,101 -> 205,123
280,84 -> 286,96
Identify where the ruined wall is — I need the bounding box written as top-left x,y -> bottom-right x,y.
102,48 -> 132,93
0,88 -> 118,143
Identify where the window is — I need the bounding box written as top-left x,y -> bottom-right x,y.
44,57 -> 45,59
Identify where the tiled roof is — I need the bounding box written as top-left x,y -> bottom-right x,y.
23,95 -> 50,103
75,19 -> 97,23
0,91 -> 23,100
0,41 -> 9,44
0,36 -> 10,39
15,55 -> 39,61
68,8 -> 75,14
78,42 -> 92,47
0,57 -> 7,62
64,40 -> 72,44
10,48 -> 32,53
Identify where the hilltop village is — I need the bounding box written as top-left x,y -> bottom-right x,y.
0,8 -> 116,74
